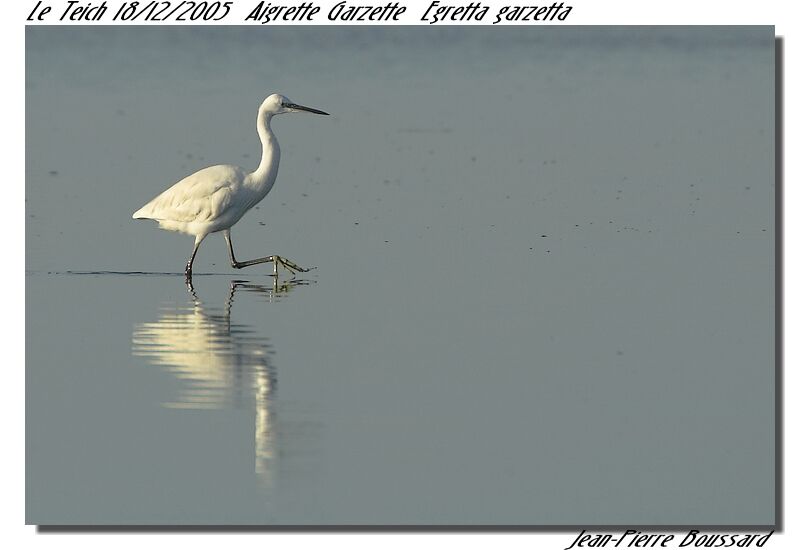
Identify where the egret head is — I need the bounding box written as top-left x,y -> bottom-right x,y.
260,94 -> 329,117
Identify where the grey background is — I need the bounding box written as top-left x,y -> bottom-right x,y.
26,26 -> 775,525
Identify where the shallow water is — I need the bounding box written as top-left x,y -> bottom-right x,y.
26,26 -> 775,525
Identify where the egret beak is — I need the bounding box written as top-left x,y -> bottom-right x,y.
287,103 -> 329,115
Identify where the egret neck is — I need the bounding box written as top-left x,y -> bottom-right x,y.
251,110 -> 280,192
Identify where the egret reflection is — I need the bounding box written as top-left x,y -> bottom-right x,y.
132,278 -> 307,487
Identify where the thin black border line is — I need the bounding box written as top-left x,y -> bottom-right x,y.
37,525 -> 777,533
32,32 -> 784,535
773,35 -> 784,534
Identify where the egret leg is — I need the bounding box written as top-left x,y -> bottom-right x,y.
185,234 -> 206,281
223,230 -> 310,276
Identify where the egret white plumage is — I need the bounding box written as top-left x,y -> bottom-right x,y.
133,93 -> 329,281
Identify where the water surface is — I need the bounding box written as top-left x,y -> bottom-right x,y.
26,26 -> 775,525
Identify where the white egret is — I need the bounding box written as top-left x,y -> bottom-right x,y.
133,94 -> 329,281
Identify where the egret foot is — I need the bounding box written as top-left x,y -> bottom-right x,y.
272,256 -> 310,276
224,231 -> 311,276
231,255 -> 310,276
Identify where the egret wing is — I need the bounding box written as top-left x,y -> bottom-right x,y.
133,165 -> 243,223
